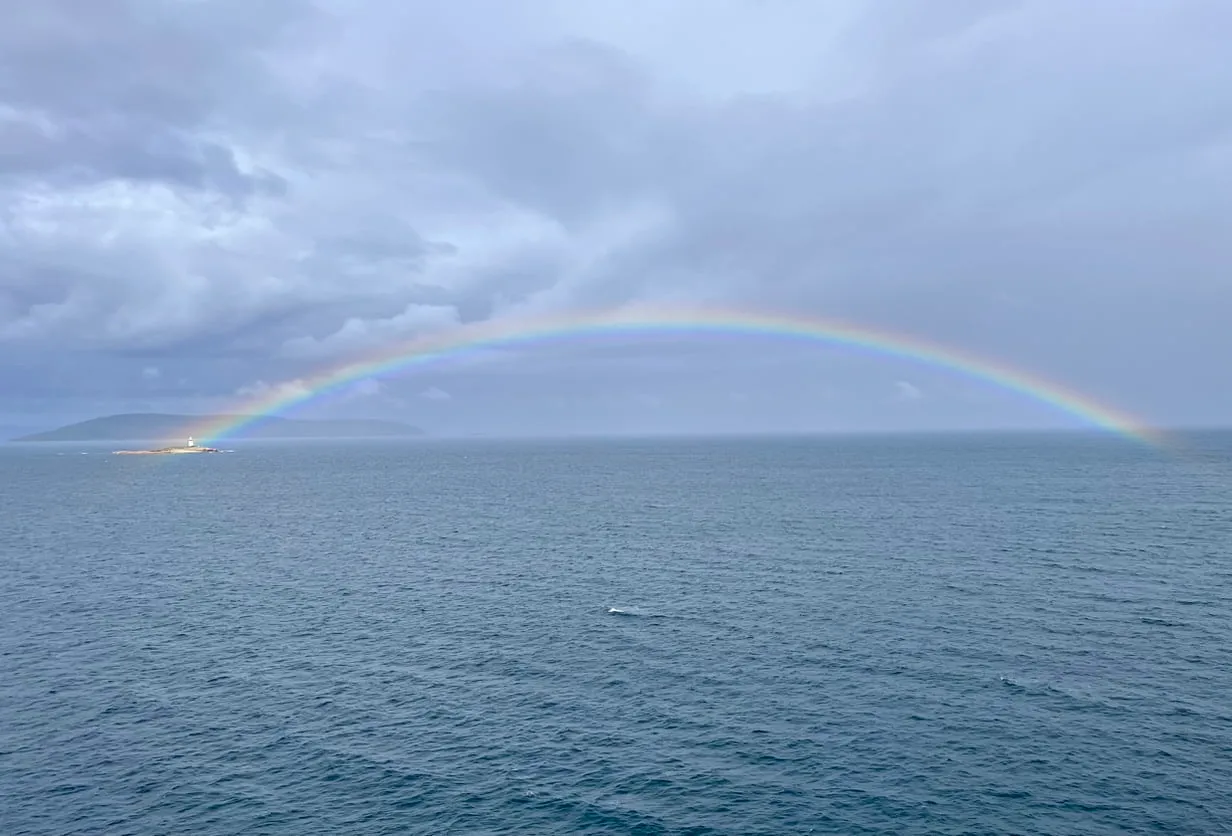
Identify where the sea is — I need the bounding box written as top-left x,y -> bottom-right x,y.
2,432 -> 1230,835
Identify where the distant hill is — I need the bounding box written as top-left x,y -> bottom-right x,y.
12,413 -> 426,442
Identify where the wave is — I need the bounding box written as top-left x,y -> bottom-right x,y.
603,606 -> 668,619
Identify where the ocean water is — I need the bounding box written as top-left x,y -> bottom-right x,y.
2,433 -> 1231,835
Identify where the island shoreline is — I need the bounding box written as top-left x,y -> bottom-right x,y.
113,446 -> 222,455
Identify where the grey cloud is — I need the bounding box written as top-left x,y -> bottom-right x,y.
0,0 -> 337,351
0,0 -> 308,194
0,115 -> 287,197
415,3 -> 1232,316
2,0 -> 1231,432
415,41 -> 661,226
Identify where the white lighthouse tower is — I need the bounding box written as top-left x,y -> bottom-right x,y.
187,436 -> 196,448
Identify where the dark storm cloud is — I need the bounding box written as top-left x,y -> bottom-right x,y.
0,0 -> 303,193
2,0 -> 1231,430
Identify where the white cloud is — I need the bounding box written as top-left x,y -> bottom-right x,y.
894,380 -> 923,401
419,386 -> 452,401
280,303 -> 460,360
234,378 -> 310,400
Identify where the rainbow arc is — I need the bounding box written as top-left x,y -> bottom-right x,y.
184,306 -> 1164,447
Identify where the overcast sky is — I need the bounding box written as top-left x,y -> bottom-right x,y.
2,0 -> 1230,438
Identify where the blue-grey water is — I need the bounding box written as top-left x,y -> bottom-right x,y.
2,433 -> 1231,835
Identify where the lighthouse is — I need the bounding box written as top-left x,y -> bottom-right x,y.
187,436 -> 196,448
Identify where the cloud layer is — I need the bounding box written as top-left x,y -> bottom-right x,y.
3,0 -> 1231,433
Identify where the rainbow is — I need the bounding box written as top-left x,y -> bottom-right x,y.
185,305 -> 1165,446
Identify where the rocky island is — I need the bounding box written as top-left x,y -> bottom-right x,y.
114,437 -> 222,455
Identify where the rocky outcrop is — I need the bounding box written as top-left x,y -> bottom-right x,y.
113,446 -> 222,455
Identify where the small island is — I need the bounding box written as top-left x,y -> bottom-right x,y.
114,437 -> 222,455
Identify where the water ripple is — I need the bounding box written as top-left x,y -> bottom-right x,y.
2,435 -> 1231,834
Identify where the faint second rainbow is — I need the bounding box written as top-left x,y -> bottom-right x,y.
185,305 -> 1165,446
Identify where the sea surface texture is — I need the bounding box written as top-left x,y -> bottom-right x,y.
2,434 -> 1231,835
